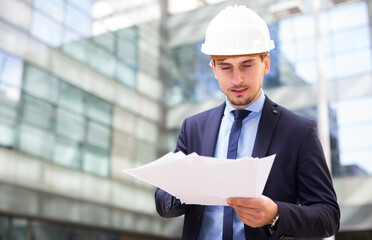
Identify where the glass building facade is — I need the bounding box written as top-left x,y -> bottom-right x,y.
0,0 -> 372,239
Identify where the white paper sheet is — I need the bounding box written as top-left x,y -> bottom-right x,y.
123,152 -> 276,206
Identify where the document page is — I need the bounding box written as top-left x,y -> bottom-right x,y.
123,152 -> 275,206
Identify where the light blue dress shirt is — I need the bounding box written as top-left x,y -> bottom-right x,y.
197,90 -> 265,240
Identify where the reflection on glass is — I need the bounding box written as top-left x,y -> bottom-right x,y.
12,218 -> 28,240
61,36 -> 90,63
86,96 -> 112,125
331,96 -> 372,176
34,0 -> 64,23
66,5 -> 91,37
31,11 -> 63,47
95,231 -> 120,240
32,221 -> 63,240
19,124 -> 55,160
23,95 -> 54,129
87,121 -> 111,150
0,215 -> 10,239
1,55 -> 24,88
59,83 -> 85,114
54,137 -> 81,169
83,146 -> 109,177
24,65 -> 59,104
66,227 -> 90,240
56,109 -> 85,142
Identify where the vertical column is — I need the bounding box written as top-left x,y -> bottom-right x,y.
157,0 -> 170,157
313,0 -> 334,239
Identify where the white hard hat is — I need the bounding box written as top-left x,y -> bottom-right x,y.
201,5 -> 275,56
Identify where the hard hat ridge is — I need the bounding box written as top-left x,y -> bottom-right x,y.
201,5 -> 275,56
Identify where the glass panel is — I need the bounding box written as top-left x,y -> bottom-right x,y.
82,146 -> 109,177
66,5 -> 91,37
0,51 -> 6,73
293,14 -> 314,39
87,121 -> 110,150
89,46 -> 116,77
12,218 -> 28,240
116,26 -> 137,41
278,18 -> 294,41
115,62 -> 136,88
330,1 -> 368,31
333,50 -> 372,78
92,33 -> 115,53
0,84 -> 21,103
0,86 -> 19,119
32,221 -> 63,240
24,65 -> 59,103
59,82 -> 85,114
23,95 -> 54,130
86,96 -> 112,125
331,26 -> 371,53
1,55 -> 24,88
56,109 -> 85,142
67,0 -> 92,14
117,39 -> 137,67
30,11 -> 63,47
34,0 -> 64,23
65,227 -> 91,240
61,32 -> 90,64
294,60 -> 317,84
295,38 -> 315,61
95,231 -> 120,240
331,97 -> 372,176
0,215 -> 10,240
0,120 -> 15,147
54,136 -> 81,169
19,124 -> 55,160
279,41 -> 296,64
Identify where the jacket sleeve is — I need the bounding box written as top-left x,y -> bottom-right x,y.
154,120 -> 189,218
270,120 -> 340,239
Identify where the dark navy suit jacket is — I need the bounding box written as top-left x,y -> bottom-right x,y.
155,96 -> 340,240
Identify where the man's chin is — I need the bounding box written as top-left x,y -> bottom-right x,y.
228,98 -> 253,108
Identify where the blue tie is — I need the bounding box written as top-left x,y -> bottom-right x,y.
223,109 -> 250,240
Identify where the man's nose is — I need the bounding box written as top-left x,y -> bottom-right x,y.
231,69 -> 243,85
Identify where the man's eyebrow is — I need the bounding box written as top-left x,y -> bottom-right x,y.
216,59 -> 256,65
241,59 -> 256,64
216,61 -> 230,65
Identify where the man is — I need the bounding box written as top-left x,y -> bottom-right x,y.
155,5 -> 340,240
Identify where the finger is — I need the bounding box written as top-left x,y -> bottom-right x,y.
227,197 -> 262,208
236,212 -> 264,228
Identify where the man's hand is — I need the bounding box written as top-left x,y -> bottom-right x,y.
227,195 -> 278,228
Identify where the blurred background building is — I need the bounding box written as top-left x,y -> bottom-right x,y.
0,0 -> 371,239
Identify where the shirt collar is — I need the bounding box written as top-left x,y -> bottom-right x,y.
224,89 -> 266,116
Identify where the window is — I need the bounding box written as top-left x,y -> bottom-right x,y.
330,96 -> 372,176
0,51 -> 23,148
2,62 -> 114,177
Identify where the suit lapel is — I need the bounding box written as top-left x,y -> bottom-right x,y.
252,97 -> 281,158
201,102 -> 225,157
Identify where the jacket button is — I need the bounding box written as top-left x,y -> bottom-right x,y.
197,213 -> 202,221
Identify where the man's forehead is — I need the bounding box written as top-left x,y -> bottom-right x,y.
216,56 -> 258,64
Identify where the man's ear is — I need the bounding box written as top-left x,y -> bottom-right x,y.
210,60 -> 218,79
264,54 -> 271,75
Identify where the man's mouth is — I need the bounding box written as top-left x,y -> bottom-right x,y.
231,88 -> 248,95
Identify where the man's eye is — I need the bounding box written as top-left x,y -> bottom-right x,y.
221,67 -> 231,70
242,65 -> 252,68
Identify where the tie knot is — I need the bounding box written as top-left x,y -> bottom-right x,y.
232,110 -> 250,121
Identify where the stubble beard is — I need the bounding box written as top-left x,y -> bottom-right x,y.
226,87 -> 260,108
